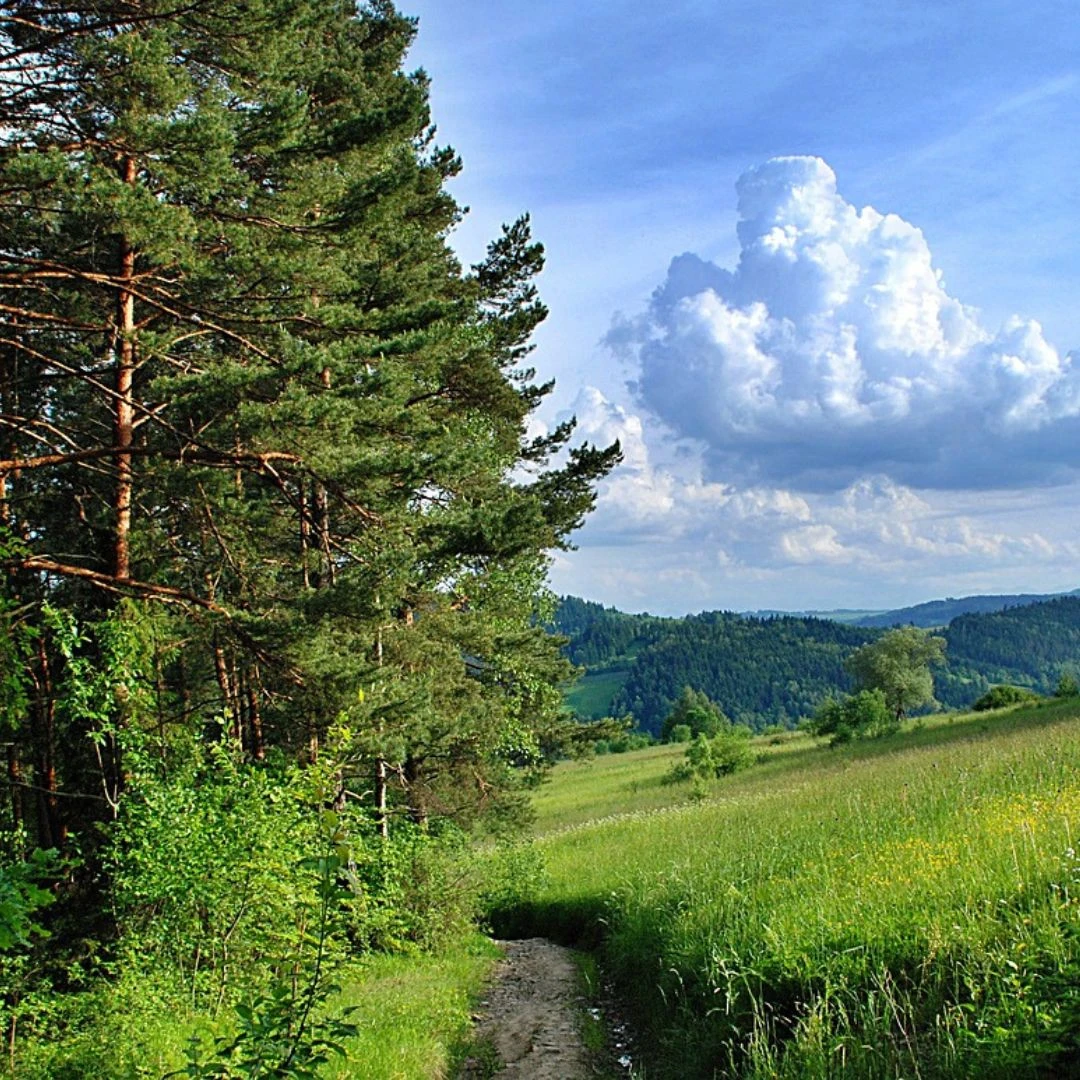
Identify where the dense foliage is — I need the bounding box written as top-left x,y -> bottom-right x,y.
972,685 -> 1043,711
846,626 -> 946,721
0,3 -> 614,1072
942,596 -> 1080,701
804,688 -> 894,744
659,686 -> 729,741
610,613 -> 873,733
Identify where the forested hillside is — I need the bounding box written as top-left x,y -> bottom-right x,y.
610,614 -> 874,731
556,594 -> 1080,732
553,595 -> 674,666
941,595 -> 1080,698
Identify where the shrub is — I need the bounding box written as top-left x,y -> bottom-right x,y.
668,727 -> 755,783
668,724 -> 692,744
1056,674 -> 1080,698
972,685 -> 1041,711
807,689 -> 895,745
608,732 -> 652,754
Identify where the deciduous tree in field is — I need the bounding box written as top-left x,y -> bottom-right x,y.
846,626 -> 946,722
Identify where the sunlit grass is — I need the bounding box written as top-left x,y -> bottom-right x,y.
324,934 -> 501,1079
513,699 -> 1080,1077
563,668 -> 630,718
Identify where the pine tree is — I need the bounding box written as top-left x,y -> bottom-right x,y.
0,0 -> 618,843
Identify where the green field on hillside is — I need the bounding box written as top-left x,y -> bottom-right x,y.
497,700 -> 1080,1078
562,667 -> 630,718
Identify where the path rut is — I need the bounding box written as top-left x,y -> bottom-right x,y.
460,937 -> 601,1079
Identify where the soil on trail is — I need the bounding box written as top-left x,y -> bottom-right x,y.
460,937 -> 605,1079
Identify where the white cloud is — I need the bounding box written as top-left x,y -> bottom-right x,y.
778,525 -> 852,564
613,155 -> 1080,490
562,388 -> 1073,591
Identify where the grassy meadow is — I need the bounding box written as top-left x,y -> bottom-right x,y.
495,699 -> 1080,1078
15,936 -> 500,1080
562,668 -> 630,718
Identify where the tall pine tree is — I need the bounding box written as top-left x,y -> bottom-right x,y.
0,0 -> 618,844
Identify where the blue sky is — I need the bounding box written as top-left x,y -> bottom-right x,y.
405,0 -> 1080,615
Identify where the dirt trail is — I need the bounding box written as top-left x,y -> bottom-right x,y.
460,937 -> 604,1079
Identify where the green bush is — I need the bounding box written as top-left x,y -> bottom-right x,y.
973,685 -> 1041,711
607,732 -> 652,753
1056,673 -> 1080,698
667,727 -> 755,783
668,723 -> 692,744
807,688 -> 896,745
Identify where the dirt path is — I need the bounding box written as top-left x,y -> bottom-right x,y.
460,937 -> 607,1079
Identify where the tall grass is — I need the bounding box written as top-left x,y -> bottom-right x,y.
324,936 -> 502,1080
508,700 -> 1080,1077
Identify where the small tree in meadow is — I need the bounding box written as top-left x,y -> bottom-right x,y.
667,723 -> 754,784
806,689 -> 895,745
846,627 -> 946,722
661,687 -> 728,742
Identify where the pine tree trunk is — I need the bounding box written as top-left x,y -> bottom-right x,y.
247,668 -> 265,762
299,480 -> 312,590
0,358 -> 9,527
212,633 -> 239,734
230,652 -> 243,748
0,348 -> 17,532
32,637 -> 63,846
113,156 -> 137,581
6,747 -> 22,831
374,757 -> 388,839
316,367 -> 335,586
374,616 -> 388,837
403,755 -> 427,827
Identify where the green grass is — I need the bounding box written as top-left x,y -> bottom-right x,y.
507,700 -> 1080,1077
563,668 -> 630,718
13,935 -> 500,1080
530,741 -> 688,830
324,934 -> 501,1079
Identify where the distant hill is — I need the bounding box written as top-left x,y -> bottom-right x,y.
554,599 -> 879,732
609,612 -> 873,732
939,596 -> 1080,704
742,608 -> 886,624
741,589 -> 1080,628
555,592 -> 1080,734
853,590 -> 1080,629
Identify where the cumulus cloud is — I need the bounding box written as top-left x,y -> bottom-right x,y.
547,388 -> 1080,613
611,156 -> 1080,490
566,388 -> 1066,573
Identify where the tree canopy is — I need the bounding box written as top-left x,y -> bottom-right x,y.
845,626 -> 946,722
0,0 -> 619,852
